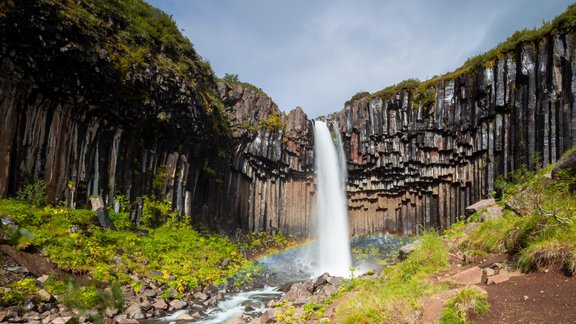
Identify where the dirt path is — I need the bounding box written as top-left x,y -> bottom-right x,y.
474,271 -> 576,324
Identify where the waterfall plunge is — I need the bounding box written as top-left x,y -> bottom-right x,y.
313,121 -> 352,277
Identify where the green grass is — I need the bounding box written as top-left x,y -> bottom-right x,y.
460,149 -> 576,274
440,286 -> 489,324
0,198 -> 264,296
333,232 -> 450,323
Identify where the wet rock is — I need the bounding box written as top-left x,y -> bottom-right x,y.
176,313 -> 194,320
225,316 -> 246,324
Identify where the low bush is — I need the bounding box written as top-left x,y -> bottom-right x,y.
440,286 -> 489,323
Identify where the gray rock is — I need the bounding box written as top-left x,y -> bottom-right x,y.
37,289 -> 55,302
51,316 -> 78,324
36,275 -> 50,287
140,300 -> 152,311
176,313 -> 194,320
194,292 -> 209,301
225,316 -> 246,324
399,240 -> 421,260
142,287 -> 156,298
152,298 -> 168,310
552,149 -> 576,179
125,303 -> 145,320
7,266 -> 29,274
169,299 -> 187,310
117,320 -> 139,324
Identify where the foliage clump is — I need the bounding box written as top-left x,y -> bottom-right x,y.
16,180 -> 47,207
440,286 -> 489,323
334,232 -> 449,323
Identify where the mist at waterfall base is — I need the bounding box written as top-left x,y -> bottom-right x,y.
312,120 -> 352,277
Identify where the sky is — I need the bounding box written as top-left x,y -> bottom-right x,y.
146,0 -> 574,118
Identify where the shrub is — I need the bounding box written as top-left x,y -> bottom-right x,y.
16,180 -> 47,207
440,286 -> 489,323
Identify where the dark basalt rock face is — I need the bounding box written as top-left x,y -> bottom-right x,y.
215,82 -> 315,236
330,34 -> 576,235
0,0 -> 227,222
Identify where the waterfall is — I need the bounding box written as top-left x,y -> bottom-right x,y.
313,120 -> 352,277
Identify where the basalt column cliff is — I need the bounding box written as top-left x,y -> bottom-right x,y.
332,34 -> 576,235
2,0 -> 576,237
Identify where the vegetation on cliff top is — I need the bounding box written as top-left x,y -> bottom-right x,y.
352,4 -> 576,105
1,0 -> 230,138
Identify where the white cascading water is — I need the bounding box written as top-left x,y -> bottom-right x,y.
313,120 -> 352,277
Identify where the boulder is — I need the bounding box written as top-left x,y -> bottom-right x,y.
399,240 -> 421,259
152,298 -> 168,310
282,282 -> 312,306
449,266 -> 483,285
552,149 -> 576,179
117,320 -> 139,324
193,292 -> 209,301
259,308 -> 281,324
7,266 -> 29,274
142,287 -> 157,298
51,316 -> 78,324
225,316 -> 247,324
176,313 -> 194,320
125,303 -> 145,320
465,198 -> 503,222
37,289 -> 55,302
486,270 -> 523,285
169,299 -> 187,310
89,196 -> 113,229
36,275 -> 50,287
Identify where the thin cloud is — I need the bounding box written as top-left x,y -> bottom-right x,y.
147,0 -> 574,118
